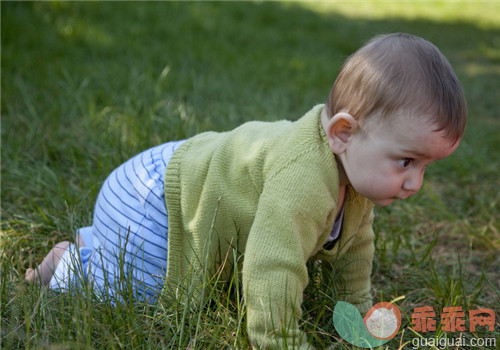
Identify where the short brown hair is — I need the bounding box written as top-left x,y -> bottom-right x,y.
326,33 -> 467,143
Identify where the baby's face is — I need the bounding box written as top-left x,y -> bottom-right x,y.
339,113 -> 460,206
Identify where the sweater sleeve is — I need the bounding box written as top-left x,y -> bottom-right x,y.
242,161 -> 335,350
324,208 -> 375,314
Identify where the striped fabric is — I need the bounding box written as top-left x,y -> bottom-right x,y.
49,140 -> 185,303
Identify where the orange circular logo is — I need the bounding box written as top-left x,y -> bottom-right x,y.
363,302 -> 402,340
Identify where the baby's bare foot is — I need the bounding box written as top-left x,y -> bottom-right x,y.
25,241 -> 71,286
25,267 -> 38,283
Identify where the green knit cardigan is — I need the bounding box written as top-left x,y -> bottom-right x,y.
163,105 -> 375,349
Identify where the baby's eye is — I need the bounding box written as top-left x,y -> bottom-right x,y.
397,158 -> 413,168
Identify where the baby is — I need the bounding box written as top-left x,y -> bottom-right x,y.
26,33 -> 466,349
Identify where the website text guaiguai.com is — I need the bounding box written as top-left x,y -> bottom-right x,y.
411,336 -> 496,349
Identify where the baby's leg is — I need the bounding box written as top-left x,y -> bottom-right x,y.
25,235 -> 86,285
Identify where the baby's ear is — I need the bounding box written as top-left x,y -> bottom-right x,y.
325,112 -> 358,154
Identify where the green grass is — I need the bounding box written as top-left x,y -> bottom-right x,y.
2,1 -> 499,349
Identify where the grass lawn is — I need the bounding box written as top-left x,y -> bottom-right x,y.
1,1 -> 499,349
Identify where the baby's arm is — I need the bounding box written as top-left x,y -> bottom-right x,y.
325,209 -> 375,313
242,176 -> 333,349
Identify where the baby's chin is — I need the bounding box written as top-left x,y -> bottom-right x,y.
369,198 -> 394,207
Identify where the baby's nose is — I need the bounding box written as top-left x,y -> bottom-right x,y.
402,172 -> 423,193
